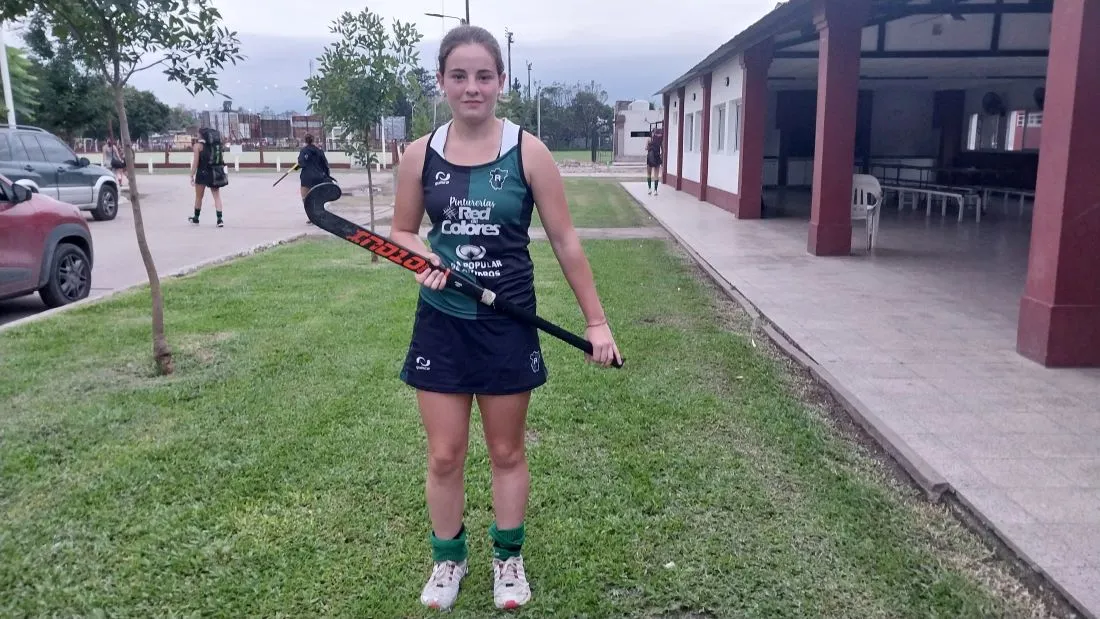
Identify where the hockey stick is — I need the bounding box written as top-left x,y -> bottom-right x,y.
303,181 -> 624,368
273,163 -> 300,187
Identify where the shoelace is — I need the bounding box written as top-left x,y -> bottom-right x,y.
496,557 -> 524,584
430,561 -> 459,587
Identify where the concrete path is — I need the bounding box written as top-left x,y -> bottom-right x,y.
622,182 -> 1100,618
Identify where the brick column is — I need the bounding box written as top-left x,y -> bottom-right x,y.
807,0 -> 869,256
699,73 -> 713,202
675,86 -> 685,191
1017,0 -> 1100,367
736,39 -> 773,219
662,92 -> 671,185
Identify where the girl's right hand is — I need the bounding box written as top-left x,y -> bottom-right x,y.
414,253 -> 448,290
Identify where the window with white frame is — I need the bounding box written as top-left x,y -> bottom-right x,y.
693,111 -> 702,152
684,112 -> 695,151
712,103 -> 727,152
730,99 -> 743,152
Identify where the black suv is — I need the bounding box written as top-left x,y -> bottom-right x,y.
0,125 -> 119,221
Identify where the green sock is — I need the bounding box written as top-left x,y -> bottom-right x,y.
192,208 -> 200,219
489,522 -> 525,560
647,178 -> 652,190
430,524 -> 467,563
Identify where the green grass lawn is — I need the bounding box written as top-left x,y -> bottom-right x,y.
391,177 -> 655,230
0,238 -> 1046,617
542,178 -> 655,228
551,149 -> 612,164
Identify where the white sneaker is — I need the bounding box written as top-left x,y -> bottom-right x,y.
492,555 -> 531,609
420,559 -> 467,610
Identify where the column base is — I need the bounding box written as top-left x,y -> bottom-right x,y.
1018,295 -> 1100,367
807,221 -> 852,256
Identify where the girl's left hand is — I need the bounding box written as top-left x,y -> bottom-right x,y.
585,322 -> 621,367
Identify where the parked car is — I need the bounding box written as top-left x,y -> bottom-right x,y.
0,125 -> 119,221
0,173 -> 94,308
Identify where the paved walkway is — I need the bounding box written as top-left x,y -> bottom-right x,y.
622,182 -> 1100,618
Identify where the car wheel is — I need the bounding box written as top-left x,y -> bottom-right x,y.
39,243 -> 92,308
91,184 -> 118,221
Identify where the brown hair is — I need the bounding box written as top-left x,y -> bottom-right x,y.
437,25 -> 505,75
304,134 -> 314,145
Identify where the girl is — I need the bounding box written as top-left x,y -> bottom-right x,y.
188,127 -> 228,227
297,134 -> 331,225
645,133 -> 662,195
103,139 -> 126,187
297,133 -> 331,199
390,25 -> 622,611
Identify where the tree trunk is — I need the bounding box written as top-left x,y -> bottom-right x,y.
114,84 -> 173,375
366,141 -> 377,264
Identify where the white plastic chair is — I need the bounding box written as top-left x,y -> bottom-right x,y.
852,174 -> 883,250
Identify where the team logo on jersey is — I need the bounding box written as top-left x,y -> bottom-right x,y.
489,167 -> 508,191
529,351 -> 541,374
441,196 -> 500,236
456,244 -> 487,261
434,171 -> 451,186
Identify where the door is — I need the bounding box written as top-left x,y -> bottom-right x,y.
34,133 -> 93,206
0,181 -> 39,297
0,133 -> 46,193
16,134 -> 56,199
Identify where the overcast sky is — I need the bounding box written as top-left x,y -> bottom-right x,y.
19,0 -> 784,112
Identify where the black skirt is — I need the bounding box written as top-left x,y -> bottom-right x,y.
399,298 -> 548,395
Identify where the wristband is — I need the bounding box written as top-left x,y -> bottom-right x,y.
586,319 -> 607,328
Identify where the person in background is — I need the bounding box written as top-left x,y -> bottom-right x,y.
645,133 -> 662,196
297,134 -> 331,225
103,139 -> 126,187
188,127 -> 228,227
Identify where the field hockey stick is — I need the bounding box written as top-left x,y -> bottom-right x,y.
303,181 -> 624,368
273,163 -> 300,187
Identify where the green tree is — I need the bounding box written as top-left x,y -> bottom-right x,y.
303,7 -> 421,262
24,51 -> 110,141
4,0 -> 244,376
0,46 -> 39,121
108,87 -> 171,142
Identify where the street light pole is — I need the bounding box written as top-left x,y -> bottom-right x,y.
465,0 -> 470,24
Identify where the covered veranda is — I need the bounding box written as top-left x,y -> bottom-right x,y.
672,0 -> 1098,368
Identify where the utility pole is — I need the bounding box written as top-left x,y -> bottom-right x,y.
504,29 -> 514,93
526,61 -> 532,100
0,22 -> 16,129
465,0 -> 470,24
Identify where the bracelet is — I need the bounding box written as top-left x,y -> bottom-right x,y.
586,318 -> 607,328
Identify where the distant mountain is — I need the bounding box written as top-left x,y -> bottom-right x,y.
125,32 -> 716,113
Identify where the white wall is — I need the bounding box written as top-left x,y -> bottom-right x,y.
619,100 -> 664,158
705,55 -> 745,194
681,80 -> 704,183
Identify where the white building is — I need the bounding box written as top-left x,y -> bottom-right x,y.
612,99 -> 664,163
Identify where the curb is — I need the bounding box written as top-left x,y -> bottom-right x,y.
625,189 -> 950,501
0,232 -> 310,334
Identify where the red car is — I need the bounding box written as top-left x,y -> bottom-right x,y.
0,174 -> 93,308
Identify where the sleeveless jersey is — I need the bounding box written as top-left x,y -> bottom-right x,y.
419,118 -> 536,320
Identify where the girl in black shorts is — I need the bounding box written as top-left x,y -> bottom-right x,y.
645,134 -> 663,195
390,24 -> 622,612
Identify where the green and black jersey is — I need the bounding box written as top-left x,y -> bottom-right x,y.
419,119 -> 536,319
